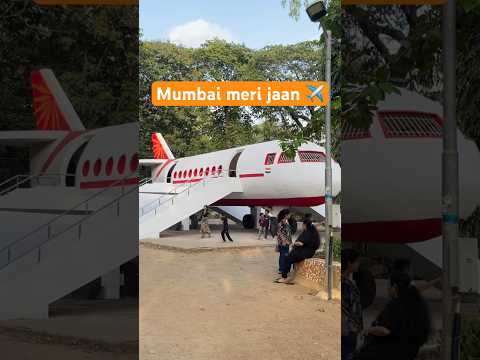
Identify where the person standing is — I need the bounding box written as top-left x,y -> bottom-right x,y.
200,206 -> 211,238
341,249 -> 363,360
221,214 -> 233,242
263,209 -> 271,239
277,212 -> 292,275
257,213 -> 266,239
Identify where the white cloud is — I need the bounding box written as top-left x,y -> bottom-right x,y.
167,19 -> 233,48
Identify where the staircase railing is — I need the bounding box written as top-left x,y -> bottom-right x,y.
0,174 -> 139,271
0,173 -> 72,196
139,171 -> 229,218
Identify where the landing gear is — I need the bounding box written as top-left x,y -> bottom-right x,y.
242,214 -> 255,229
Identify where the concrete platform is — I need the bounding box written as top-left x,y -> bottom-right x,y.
140,223 -> 276,251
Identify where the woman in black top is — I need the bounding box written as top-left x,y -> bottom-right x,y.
275,219 -> 319,283
354,272 -> 431,360
221,214 -> 233,242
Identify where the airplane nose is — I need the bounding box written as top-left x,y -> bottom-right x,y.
331,161 -> 341,197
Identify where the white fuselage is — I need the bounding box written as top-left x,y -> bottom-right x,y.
149,141 -> 341,207
342,89 -> 480,243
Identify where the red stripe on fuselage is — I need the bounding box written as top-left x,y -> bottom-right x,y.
80,177 -> 138,189
343,218 -> 442,244
213,196 -> 325,207
41,131 -> 85,174
154,159 -> 173,180
239,173 -> 264,178
172,178 -> 203,184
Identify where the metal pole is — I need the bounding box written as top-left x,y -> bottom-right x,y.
322,25 -> 334,301
441,1 -> 458,359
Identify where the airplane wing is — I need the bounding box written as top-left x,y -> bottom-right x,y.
0,130 -> 65,146
139,159 -> 167,167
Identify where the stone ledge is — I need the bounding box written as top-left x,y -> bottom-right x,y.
294,257 -> 341,298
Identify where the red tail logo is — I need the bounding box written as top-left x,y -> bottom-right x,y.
31,70 -> 71,131
152,133 -> 173,160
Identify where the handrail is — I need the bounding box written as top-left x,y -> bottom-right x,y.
0,173 -> 74,197
139,171 -> 229,218
139,177 -> 152,186
0,173 -> 138,255
0,179 -> 139,272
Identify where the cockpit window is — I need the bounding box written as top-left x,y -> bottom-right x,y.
298,151 -> 325,162
278,152 -> 295,164
264,153 -> 276,165
378,111 -> 442,138
341,122 -> 371,140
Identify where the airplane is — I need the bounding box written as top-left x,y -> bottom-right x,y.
139,132 -> 342,233
307,84 -> 324,102
341,88 -> 480,280
342,88 -> 480,245
0,69 -> 138,319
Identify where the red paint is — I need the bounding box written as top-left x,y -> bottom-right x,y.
117,154 -> 126,174
239,173 -> 264,178
105,157 -> 113,176
264,153 -> 276,165
194,168 -> 198,177
212,166 -> 216,174
341,123 -> 371,141
214,196 -> 325,207
342,218 -> 442,243
173,178 -> 202,184
130,153 -> 139,172
188,169 -> 192,178
377,111 -> 443,139
31,70 -> 71,131
152,133 -> 171,160
199,168 -> 204,177
40,131 -> 84,173
298,151 -> 325,163
278,152 -> 295,164
82,160 -> 90,177
80,177 -> 138,189
154,159 -> 173,179
94,159 -> 102,176
205,167 -> 210,176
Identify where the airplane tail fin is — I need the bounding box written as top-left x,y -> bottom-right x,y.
152,133 -> 174,160
31,69 -> 85,131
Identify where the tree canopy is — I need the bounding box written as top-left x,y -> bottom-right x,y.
139,38 -> 335,159
0,2 -> 138,131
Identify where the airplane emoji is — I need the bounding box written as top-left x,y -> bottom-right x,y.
307,84 -> 324,102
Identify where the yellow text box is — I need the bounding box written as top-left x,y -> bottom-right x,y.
151,81 -> 329,107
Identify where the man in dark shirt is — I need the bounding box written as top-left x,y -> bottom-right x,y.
221,215 -> 233,242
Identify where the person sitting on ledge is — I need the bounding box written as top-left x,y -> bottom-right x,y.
275,218 -> 320,284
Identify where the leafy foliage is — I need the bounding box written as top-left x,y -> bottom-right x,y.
139,39 -> 334,159
0,2 -> 138,131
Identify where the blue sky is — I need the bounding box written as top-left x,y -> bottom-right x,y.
140,0 -> 320,49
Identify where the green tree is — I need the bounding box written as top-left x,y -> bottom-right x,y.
0,2 -> 138,130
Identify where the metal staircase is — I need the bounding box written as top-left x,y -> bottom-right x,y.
139,174 -> 243,239
0,176 -> 139,319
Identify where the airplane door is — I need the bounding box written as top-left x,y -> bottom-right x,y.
166,163 -> 176,183
66,142 -> 88,187
228,151 -> 243,177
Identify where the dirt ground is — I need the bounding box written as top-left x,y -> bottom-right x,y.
0,327 -> 137,360
140,245 -> 340,360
